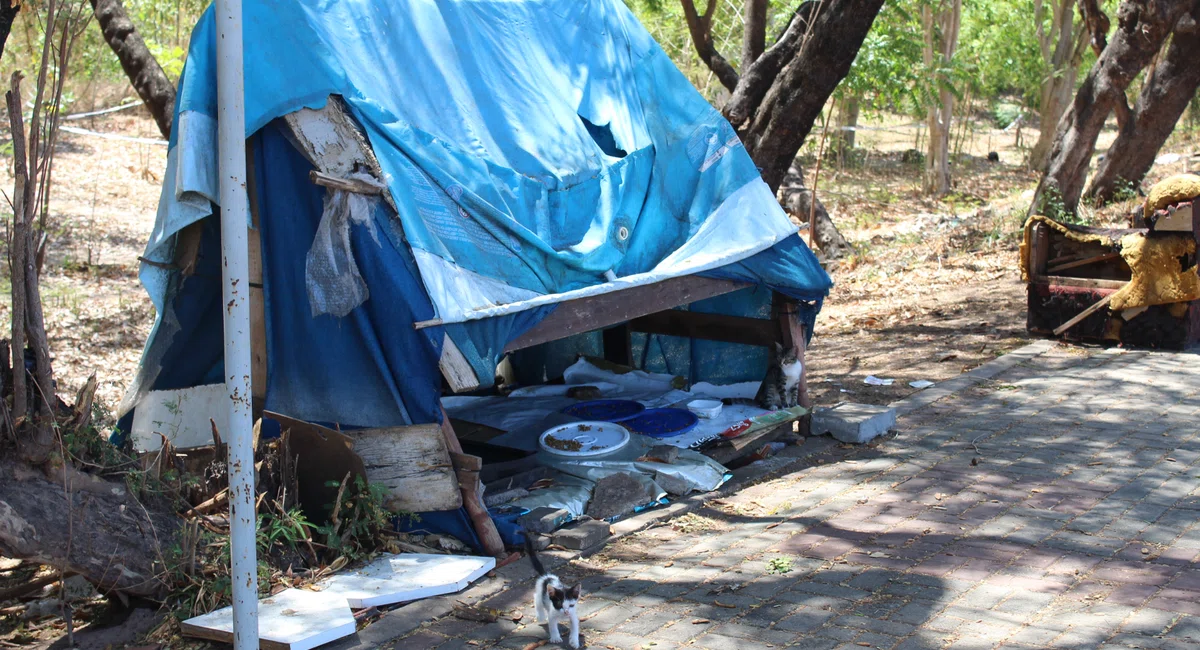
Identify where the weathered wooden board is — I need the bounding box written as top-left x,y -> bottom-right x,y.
265,411 -> 367,524
344,424 -> 462,513
500,275 -> 750,352
440,334 -> 482,393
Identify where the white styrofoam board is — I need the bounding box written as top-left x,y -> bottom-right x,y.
131,383 -> 230,451
317,553 -> 495,608
180,588 -> 355,650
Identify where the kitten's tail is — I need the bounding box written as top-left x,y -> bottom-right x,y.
523,532 -> 548,576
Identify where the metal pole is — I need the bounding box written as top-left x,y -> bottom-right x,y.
215,0 -> 257,647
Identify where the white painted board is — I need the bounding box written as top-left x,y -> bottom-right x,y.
131,383 -> 230,452
317,553 -> 495,608
180,588 -> 355,650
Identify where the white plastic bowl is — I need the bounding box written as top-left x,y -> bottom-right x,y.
687,399 -> 723,419
539,421 -> 631,457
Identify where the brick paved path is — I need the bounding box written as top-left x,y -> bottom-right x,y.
387,345 -> 1200,649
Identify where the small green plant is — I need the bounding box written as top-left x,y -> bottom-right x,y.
316,475 -> 414,562
1113,178 -> 1139,203
767,557 -> 794,575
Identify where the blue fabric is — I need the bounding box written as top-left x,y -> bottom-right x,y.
169,0 -> 822,328
254,122 -> 444,427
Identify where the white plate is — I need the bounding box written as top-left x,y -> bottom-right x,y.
539,421 -> 631,457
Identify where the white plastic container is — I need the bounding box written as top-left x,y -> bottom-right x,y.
687,399 -> 723,419
539,421 -> 631,457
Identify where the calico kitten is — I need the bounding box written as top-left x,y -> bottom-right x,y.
723,342 -> 803,410
526,536 -> 582,648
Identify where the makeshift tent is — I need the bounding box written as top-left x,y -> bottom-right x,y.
118,0 -> 832,551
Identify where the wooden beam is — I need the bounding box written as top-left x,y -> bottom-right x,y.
439,407 -> 506,558
1040,275 -> 1127,290
247,140 -> 268,403
500,276 -> 750,352
309,170 -> 386,195
1030,222 -> 1049,278
629,310 -> 777,347
1053,292 -> 1116,336
1046,252 -> 1121,274
601,324 -> 632,367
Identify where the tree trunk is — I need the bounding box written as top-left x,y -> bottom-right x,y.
1029,0 -> 1090,172
729,0 -> 886,191
89,0 -> 176,139
785,185 -> 853,260
0,459 -> 177,598
922,0 -> 962,196
835,94 -> 860,161
1031,0 -> 1190,217
1086,3 -> 1200,203
741,0 -> 768,68
0,0 -> 19,61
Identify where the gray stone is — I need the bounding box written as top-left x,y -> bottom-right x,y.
586,472 -> 655,520
518,506 -> 571,534
811,402 -> 896,444
646,444 -> 681,464
655,471 -> 692,496
482,487 -> 529,507
553,520 -> 611,550
527,533 -> 552,551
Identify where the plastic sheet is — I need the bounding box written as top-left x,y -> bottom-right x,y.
306,173 -> 385,317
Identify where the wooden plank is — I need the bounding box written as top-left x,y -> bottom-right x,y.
629,310 -> 777,347
181,588 -> 356,650
1046,252 -> 1120,274
601,325 -> 632,366
1041,275 -> 1127,290
265,411 -> 367,524
1053,292 -> 1116,336
1030,222 -> 1049,278
343,423 -> 463,513
309,170 -> 386,195
247,139 -> 268,402
439,407 -> 507,558
500,275 -> 750,352
439,334 -> 482,393
703,419 -> 798,466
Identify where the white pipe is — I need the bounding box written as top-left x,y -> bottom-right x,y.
215,0 -> 258,648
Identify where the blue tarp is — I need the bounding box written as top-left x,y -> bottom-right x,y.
122,0 -> 832,432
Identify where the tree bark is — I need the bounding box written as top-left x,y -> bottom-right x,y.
0,459 -> 177,598
7,77 -> 28,430
741,0 -> 768,68
733,0 -> 886,191
1086,2 -> 1200,203
680,0 -> 740,92
1029,0 -> 1090,172
0,0 -> 19,61
1030,0 -> 1190,217
89,0 -> 176,139
922,0 -> 962,196
785,185 -> 853,260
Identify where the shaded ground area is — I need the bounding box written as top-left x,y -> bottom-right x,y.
378,343 -> 1200,649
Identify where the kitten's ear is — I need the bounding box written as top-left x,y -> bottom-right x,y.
567,583 -> 581,600
774,341 -> 783,355
545,585 -> 560,599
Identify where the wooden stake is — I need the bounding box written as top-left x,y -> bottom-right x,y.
439,407 -> 506,557
1053,292 -> 1115,336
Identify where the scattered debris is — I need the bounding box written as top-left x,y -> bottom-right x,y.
452,603 -> 499,623
908,380 -> 935,389
863,375 -> 894,386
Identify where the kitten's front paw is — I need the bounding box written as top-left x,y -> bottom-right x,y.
549,632 -> 562,644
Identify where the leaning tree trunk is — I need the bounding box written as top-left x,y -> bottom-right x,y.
0,459 -> 177,598
1029,0 -> 1090,172
725,0 -> 886,192
1086,2 -> 1200,203
89,0 -> 176,139
0,0 -> 19,61
1030,0 -> 1190,216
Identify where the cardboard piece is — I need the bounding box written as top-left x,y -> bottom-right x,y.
131,384 -> 230,452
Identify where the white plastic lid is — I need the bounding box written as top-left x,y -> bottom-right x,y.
539,421 -> 631,457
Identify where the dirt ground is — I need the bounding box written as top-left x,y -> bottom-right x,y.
1,107 -> 1196,646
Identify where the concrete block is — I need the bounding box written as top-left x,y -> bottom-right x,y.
586,472 -> 655,520
654,471 -> 692,496
811,403 -> 896,444
518,507 -> 571,535
527,533 -> 552,551
553,520 -> 611,550
646,445 -> 680,464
